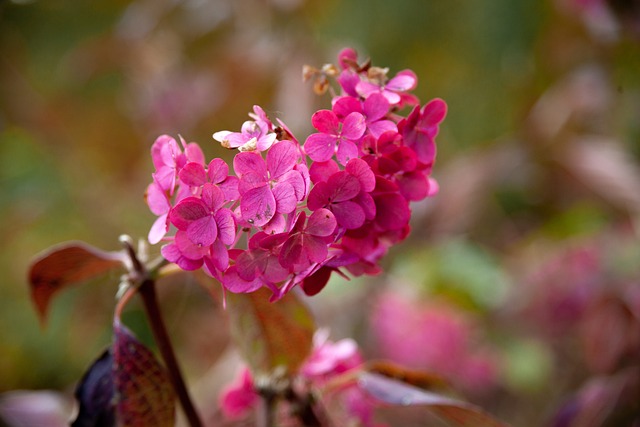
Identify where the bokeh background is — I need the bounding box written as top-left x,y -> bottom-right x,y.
1,0 -> 640,426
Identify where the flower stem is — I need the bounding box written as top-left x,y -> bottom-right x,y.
138,277 -> 203,427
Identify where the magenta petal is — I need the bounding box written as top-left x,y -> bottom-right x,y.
397,171 -> 429,201
336,139 -> 359,165
420,98 -> 448,128
267,141 -> 298,179
368,119 -> 397,139
427,177 -> 439,197
240,185 -> 276,226
207,239 -> 229,271
176,230 -> 210,259
311,109 -> 340,134
187,215 -> 218,247
262,213 -> 287,235
304,133 -> 337,162
328,172 -> 361,202
302,236 -> 329,264
279,235 -> 304,269
387,70 -> 417,91
354,192 -> 376,220
233,151 -> 267,179
146,182 -> 170,215
345,158 -> 376,192
309,160 -> 339,184
162,243 -> 203,271
238,171 -> 267,194
341,112 -> 366,140
306,208 -> 337,236
170,198 -> 208,230
279,170 -> 305,201
363,93 -> 390,121
207,158 -> 230,184
333,96 -> 362,118
272,182 -> 297,214
201,183 -> 225,211
215,208 -> 236,245
374,193 -> 410,230
148,213 -> 169,244
223,266 -> 263,293
332,200 -> 365,229
307,181 -> 332,211
179,162 -> 207,187
184,142 -> 205,165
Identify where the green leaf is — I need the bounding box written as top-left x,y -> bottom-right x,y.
28,241 -> 125,323
226,288 -> 315,376
113,320 -> 176,427
358,372 -> 509,427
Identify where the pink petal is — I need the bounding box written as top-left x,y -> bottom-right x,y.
179,162 -> 207,187
363,93 -> 390,121
146,181 -> 170,216
272,182 -> 297,214
240,185 -> 276,227
267,141 -> 298,179
222,266 -> 263,293
332,96 -> 362,119
309,160 -> 339,184
387,69 -> 417,91
311,109 -> 340,134
302,235 -> 329,264
368,119 -> 397,139
420,98 -> 448,128
170,198 -> 208,230
340,112 -> 366,140
207,239 -> 230,271
215,208 -> 237,245
262,213 -> 287,235
161,242 -> 203,271
332,200 -> 365,229
186,215 -> 218,247
256,133 -> 277,152
148,213 -> 169,244
374,193 -> 410,230
176,230 -> 210,260
345,158 -> 376,192
184,142 -> 205,165
397,171 -> 429,201
238,171 -> 267,194
233,151 -> 267,179
219,175 -> 240,201
307,181 -> 332,211
208,158 -> 230,184
336,139 -> 359,165
306,208 -> 337,236
151,135 -> 176,169
329,171 -> 361,202
279,170 -> 305,201
354,192 -> 376,220
304,133 -> 337,162
201,182 -> 225,212
278,235 -> 304,269
427,177 -> 439,197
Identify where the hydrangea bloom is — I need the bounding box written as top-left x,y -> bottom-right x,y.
145,48 -> 447,299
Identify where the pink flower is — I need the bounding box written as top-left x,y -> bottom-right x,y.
304,110 -> 366,165
300,331 -> 363,379
219,368 -> 259,420
333,94 -> 397,139
356,69 -> 418,105
399,98 -> 447,165
279,209 -> 337,271
213,106 -> 277,152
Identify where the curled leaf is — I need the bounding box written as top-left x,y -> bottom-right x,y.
28,241 -> 125,323
226,288 -> 315,376
358,372 -> 509,427
113,321 -> 176,427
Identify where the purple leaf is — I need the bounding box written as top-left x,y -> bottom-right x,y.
28,242 -> 125,323
358,372 -> 508,427
113,321 -> 176,427
72,349 -> 116,427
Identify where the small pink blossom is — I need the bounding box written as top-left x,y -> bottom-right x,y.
304,110 -> 366,165
219,368 -> 259,420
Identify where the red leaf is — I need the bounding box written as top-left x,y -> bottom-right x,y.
113,321 -> 176,427
226,288 -> 315,376
358,372 -> 509,427
28,241 -> 125,323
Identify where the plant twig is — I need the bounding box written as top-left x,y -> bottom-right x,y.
138,277 -> 203,427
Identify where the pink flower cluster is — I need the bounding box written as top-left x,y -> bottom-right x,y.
220,332 -> 378,426
146,48 -> 447,298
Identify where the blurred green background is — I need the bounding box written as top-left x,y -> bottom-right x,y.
1,0 -> 640,425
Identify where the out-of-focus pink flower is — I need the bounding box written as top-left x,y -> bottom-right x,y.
371,292 -> 498,394
219,368 -> 259,420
